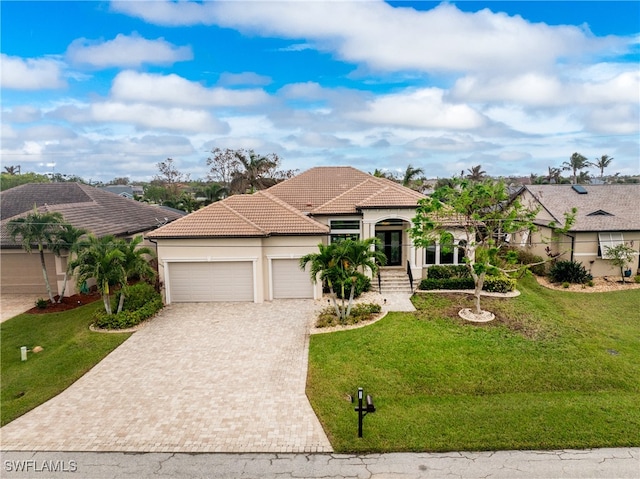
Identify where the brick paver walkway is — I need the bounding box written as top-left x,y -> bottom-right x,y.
0,301 -> 332,453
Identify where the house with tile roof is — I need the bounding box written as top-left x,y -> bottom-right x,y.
148,166 -> 465,303
0,183 -> 183,295
515,184 -> 640,278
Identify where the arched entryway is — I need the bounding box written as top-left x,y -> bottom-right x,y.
375,218 -> 409,266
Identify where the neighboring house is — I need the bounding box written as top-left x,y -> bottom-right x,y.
0,183 -> 183,296
515,184 -> 640,277
148,166 -> 465,303
99,185 -> 144,198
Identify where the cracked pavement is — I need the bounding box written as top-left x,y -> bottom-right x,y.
1,448 -> 638,478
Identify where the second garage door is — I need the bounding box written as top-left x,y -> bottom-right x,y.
272,259 -> 314,299
168,261 -> 254,302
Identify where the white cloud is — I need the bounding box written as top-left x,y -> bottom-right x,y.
2,106 -> 42,123
583,104 -> 640,135
406,134 -> 497,152
110,71 -> 270,107
218,72 -> 272,87
289,132 -> 351,148
113,1 -> 619,74
0,54 -> 66,90
66,33 -> 193,68
350,88 -> 486,130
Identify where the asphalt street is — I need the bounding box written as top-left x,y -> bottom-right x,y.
1,448 -> 638,479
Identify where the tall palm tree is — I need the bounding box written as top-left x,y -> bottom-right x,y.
562,152 -> 589,184
47,224 -> 88,302
3,165 -> 20,175
545,166 -> 563,184
69,235 -> 126,315
593,155 -> 613,179
7,208 -> 64,303
300,238 -> 385,322
230,150 -> 279,194
114,235 -> 156,313
401,164 -> 425,189
466,165 -> 486,181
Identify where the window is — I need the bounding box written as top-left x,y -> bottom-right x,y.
598,232 -> 624,258
424,235 -> 465,265
330,219 -> 360,243
440,232 -> 454,264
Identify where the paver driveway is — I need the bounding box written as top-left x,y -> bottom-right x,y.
0,301 -> 332,453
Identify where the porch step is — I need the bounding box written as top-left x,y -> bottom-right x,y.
375,268 -> 414,293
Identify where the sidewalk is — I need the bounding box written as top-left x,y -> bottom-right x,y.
1,448 -> 638,478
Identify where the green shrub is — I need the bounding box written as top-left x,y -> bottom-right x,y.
634,275 -> 640,284
419,277 -> 475,290
562,282 -> 570,288
588,280 -> 595,287
333,272 -> 371,299
549,260 -> 593,284
499,247 -> 546,276
95,283 -> 162,330
35,298 -> 48,309
482,275 -> 516,293
426,265 -> 470,279
315,302 -> 382,328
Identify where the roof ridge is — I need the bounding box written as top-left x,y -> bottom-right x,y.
221,198 -> 267,235
258,191 -> 328,230
311,177 -> 379,213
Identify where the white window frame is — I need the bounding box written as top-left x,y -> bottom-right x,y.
598,232 -> 624,259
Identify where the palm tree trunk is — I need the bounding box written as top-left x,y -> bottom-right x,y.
327,286 -> 341,318
345,282 -> 356,318
39,245 -> 55,303
117,292 -> 126,314
57,272 -> 69,303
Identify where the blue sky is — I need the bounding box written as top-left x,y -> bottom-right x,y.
1,1 -> 639,183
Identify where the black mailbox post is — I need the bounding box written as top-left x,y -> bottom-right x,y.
354,387 -> 375,438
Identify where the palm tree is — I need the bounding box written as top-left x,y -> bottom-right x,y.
562,152 -> 589,184
466,165 -> 486,181
7,208 -> 64,303
47,224 -> 88,302
3,165 -> 20,175
69,235 -> 126,315
593,155 -> 613,179
300,238 -> 386,322
545,166 -> 563,184
401,164 -> 425,189
197,183 -> 228,205
114,236 -> 156,313
576,171 -> 591,185
230,150 -> 279,194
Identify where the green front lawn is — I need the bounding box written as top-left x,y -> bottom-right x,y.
307,274 -> 640,452
1,303 -> 131,426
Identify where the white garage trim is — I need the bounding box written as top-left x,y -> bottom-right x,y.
164,258 -> 258,303
268,256 -> 315,300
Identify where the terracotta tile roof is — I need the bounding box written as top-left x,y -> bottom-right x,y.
523,184 -> 640,231
147,190 -> 329,238
268,166 -> 425,214
1,183 -> 183,247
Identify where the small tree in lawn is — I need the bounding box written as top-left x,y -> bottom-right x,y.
604,243 -> 635,283
300,238 -> 386,323
410,178 -> 574,317
7,208 -> 64,303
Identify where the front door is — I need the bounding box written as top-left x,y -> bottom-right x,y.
376,231 -> 402,266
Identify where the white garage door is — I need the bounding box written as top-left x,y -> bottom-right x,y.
168,261 -> 254,302
272,259 -> 314,299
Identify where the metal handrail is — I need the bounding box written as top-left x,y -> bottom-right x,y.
406,260 -> 414,292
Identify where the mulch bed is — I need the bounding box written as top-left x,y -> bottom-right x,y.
26,292 -> 102,314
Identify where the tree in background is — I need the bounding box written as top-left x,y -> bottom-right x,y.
47,224 -> 88,302
7,208 -> 65,303
196,183 -> 228,206
154,158 -> 189,200
466,165 -> 487,181
593,155 -> 614,179
230,149 -> 280,194
0,172 -> 50,191
3,165 -> 20,175
562,152 -> 589,184
207,148 -> 241,187
401,164 -> 425,190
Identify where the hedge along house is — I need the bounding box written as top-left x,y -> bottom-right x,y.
147,166 -> 464,304
514,184 -> 640,277
0,183 -> 184,296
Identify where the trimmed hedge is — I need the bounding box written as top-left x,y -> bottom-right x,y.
482,275 -> 517,293
426,265 -> 470,279
94,283 -> 163,330
419,271 -> 516,293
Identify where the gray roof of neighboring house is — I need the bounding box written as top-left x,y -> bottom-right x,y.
523,184 -> 640,232
1,183 -> 183,248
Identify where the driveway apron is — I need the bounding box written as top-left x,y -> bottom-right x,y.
0,301 -> 332,453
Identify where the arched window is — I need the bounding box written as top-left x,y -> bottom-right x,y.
439,232 -> 455,264
457,239 -> 467,263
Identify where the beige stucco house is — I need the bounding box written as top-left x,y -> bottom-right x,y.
0,183 -> 183,296
148,166 -> 467,304
515,184 -> 640,277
